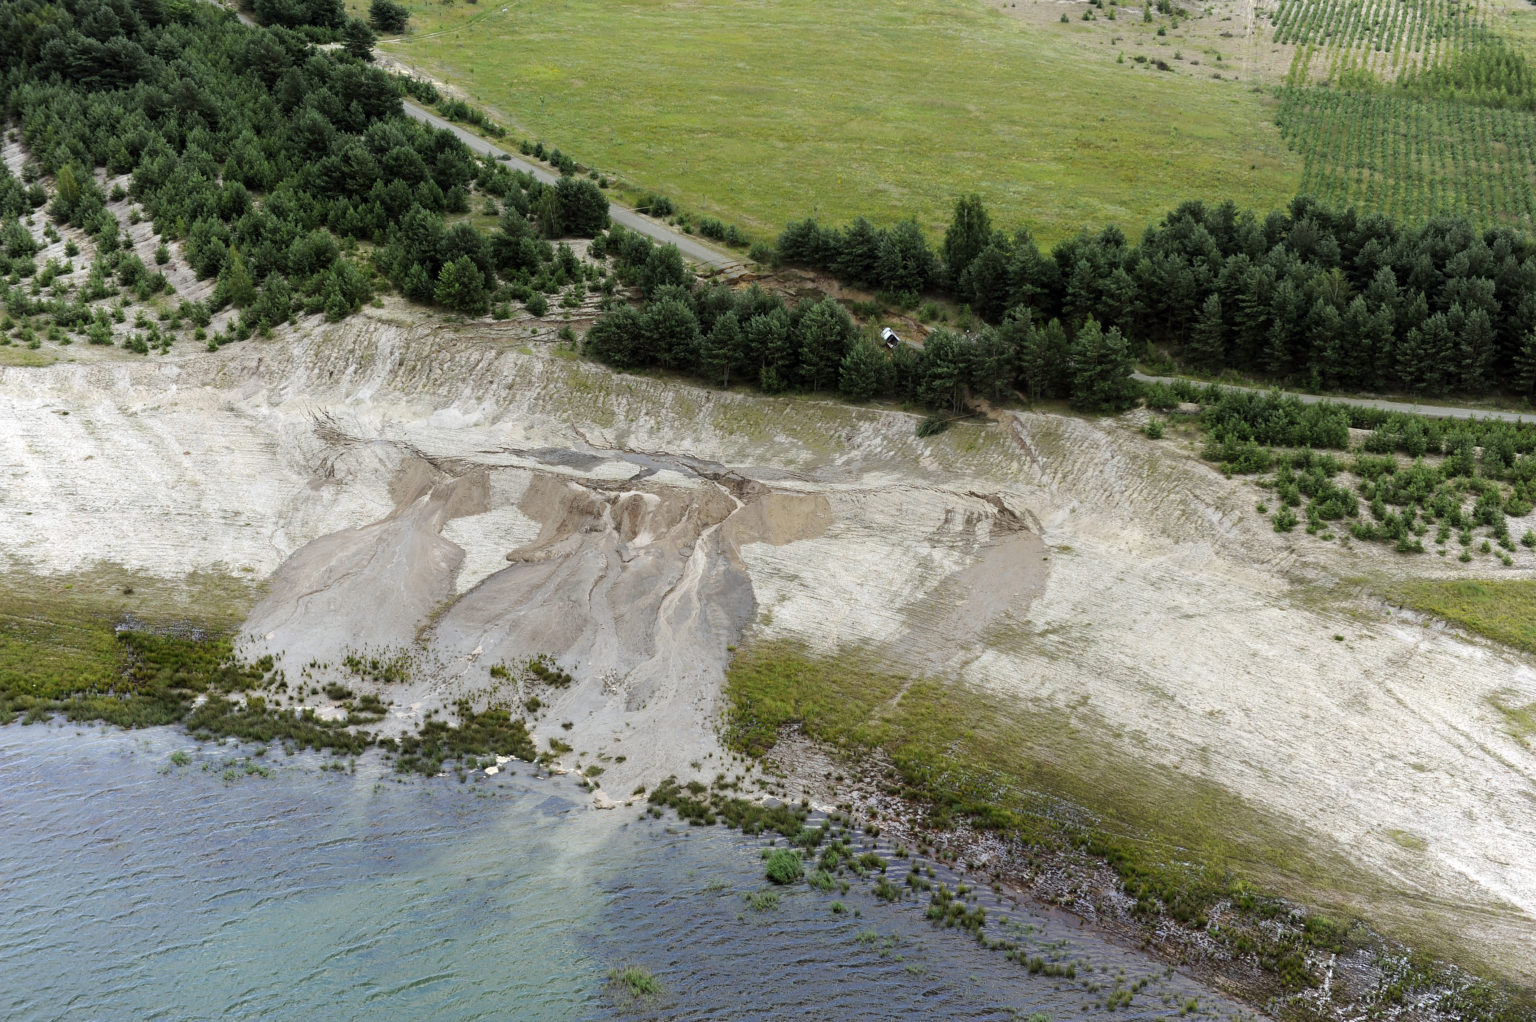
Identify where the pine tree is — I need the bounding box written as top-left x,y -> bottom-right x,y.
1303,298 -> 1342,387
1230,264 -> 1275,371
1328,296 -> 1375,389
1399,312 -> 1455,395
1095,266 -> 1139,336
1069,316 -> 1136,411
342,18 -> 375,60
369,0 -> 410,32
641,293 -> 700,369
640,243 -> 692,297
1062,257 -> 1098,329
700,311 -> 743,388
51,164 -> 80,223
838,338 -> 888,401
835,217 -> 882,288
797,297 -> 855,391
960,240 -> 1012,322
942,194 -> 991,287
582,306 -> 643,367
1025,317 -> 1074,399
1458,306 -> 1497,393
1007,229 -> 1059,317
402,262 -> 434,303
1512,327 -> 1536,397
875,220 -> 937,296
1186,293 -> 1225,372
217,245 -> 256,308
917,329 -> 969,412
433,256 -> 487,315
746,307 -> 796,387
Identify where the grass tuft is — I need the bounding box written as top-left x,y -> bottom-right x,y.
607,964 -> 662,1000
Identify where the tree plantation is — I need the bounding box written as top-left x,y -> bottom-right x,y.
0,0 -> 616,352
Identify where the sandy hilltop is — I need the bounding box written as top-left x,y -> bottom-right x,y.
5,303 -> 1534,980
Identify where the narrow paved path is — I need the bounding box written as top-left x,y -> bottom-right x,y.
1133,371 -> 1534,423
217,1 -> 742,272
399,102 -> 744,272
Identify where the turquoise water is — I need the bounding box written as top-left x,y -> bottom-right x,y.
0,724 -> 1255,1021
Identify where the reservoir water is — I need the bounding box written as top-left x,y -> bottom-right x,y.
1,723 -> 1258,1021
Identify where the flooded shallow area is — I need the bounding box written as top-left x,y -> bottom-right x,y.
0,724 -> 1259,1021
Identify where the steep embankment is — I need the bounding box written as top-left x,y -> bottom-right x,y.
3,303 -> 1533,980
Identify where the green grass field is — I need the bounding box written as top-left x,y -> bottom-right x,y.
1392,578 -> 1536,653
376,0 -> 1302,246
0,568 -> 259,704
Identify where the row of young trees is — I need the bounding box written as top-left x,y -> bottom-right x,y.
778,192 -> 1536,401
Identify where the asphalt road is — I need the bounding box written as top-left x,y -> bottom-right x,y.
1133,372 -> 1533,423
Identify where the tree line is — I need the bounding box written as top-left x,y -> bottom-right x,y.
775,193 -> 1536,402
581,250 -> 1137,415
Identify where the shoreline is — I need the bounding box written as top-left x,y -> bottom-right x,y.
2,716 -> 1265,1021
4,646 -> 1531,1022
4,317 -> 1533,1014
750,728 -> 1530,1022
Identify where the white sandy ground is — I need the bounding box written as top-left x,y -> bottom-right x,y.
3,303 -> 1534,980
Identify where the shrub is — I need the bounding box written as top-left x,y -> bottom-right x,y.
607,965 -> 662,999
916,413 -> 950,438
745,889 -> 780,911
369,0 -> 409,32
764,848 -> 804,884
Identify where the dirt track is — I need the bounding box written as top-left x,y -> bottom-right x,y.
4,304 -> 1533,979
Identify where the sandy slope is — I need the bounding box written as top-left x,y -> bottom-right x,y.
4,303 -> 1533,978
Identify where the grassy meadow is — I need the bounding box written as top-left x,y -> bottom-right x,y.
0,568 -> 259,702
1392,578 -> 1536,653
373,0 -> 1303,246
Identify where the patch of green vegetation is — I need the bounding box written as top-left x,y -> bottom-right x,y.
388,700 -> 538,774
0,346 -> 57,366
1392,580 -> 1536,654
381,0 -> 1300,246
764,848 -> 804,885
1387,829 -> 1428,852
342,649 -> 412,684
525,653 -> 573,687
0,568 -> 536,771
606,964 -> 663,1000
0,569 -> 263,726
720,638 -> 1534,1008
1490,693 -> 1536,746
744,888 -> 781,912
647,775 -> 809,833
186,694 -> 371,756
